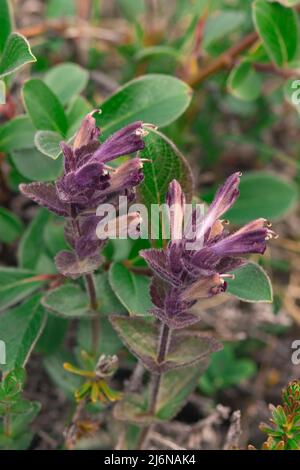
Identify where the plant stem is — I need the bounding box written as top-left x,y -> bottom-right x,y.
188,31 -> 258,87
85,273 -> 100,355
3,408 -> 11,437
138,323 -> 172,449
65,397 -> 87,449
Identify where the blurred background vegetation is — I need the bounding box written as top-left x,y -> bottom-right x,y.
0,0 -> 300,450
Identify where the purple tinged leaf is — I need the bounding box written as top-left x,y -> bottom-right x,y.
109,315 -> 222,372
60,142 -> 74,173
140,249 -> 181,286
55,250 -> 102,279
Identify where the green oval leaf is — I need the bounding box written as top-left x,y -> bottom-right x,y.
0,294 -> 46,372
138,128 -> 194,210
199,344 -> 257,395
0,0 -> 12,54
253,0 -> 299,67
11,147 -> 63,181
17,209 -> 51,271
109,316 -> 220,373
109,263 -> 152,316
228,60 -> 262,101
98,74 -> 192,138
0,207 -> 23,243
269,0 -> 300,6
0,268 -> 45,312
227,261 -> 273,303
42,284 -> 91,318
225,171 -> 298,224
0,33 -> 36,78
0,116 -> 35,153
22,79 -> 68,136
203,10 -> 246,50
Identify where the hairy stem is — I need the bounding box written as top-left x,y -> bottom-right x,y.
138,323 -> 172,449
85,273 -> 100,355
70,207 -> 101,357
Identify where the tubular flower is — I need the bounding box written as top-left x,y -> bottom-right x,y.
141,173 -> 277,329
19,112 -> 147,278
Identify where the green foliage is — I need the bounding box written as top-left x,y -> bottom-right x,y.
44,63 -> 89,106
109,316 -> 221,373
109,262 -> 152,316
138,128 -> 194,215
203,10 -> 246,51
17,209 -> 52,271
227,262 -> 273,303
23,79 -> 68,136
0,368 -> 40,450
0,33 -> 36,78
0,0 -> 12,54
228,60 -> 262,101
0,116 -> 35,153
42,283 -> 92,318
253,0 -> 299,67
0,79 -> 4,104
46,0 -> 75,18
0,0 -> 35,110
0,207 -> 23,243
114,364 -> 205,424
250,380 -> 300,450
1,0 -> 300,451
225,171 -> 298,224
199,344 -> 257,395
98,74 -> 193,138
0,295 -> 46,372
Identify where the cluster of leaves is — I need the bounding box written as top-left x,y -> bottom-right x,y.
0,0 -> 299,450
0,368 -> 40,450
0,0 -> 36,101
249,380 -> 300,450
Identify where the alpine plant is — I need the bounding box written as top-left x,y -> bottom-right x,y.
20,112 -> 147,279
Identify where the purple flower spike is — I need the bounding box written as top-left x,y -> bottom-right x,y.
19,182 -> 69,217
19,113 -> 148,279
142,174 -> 276,329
